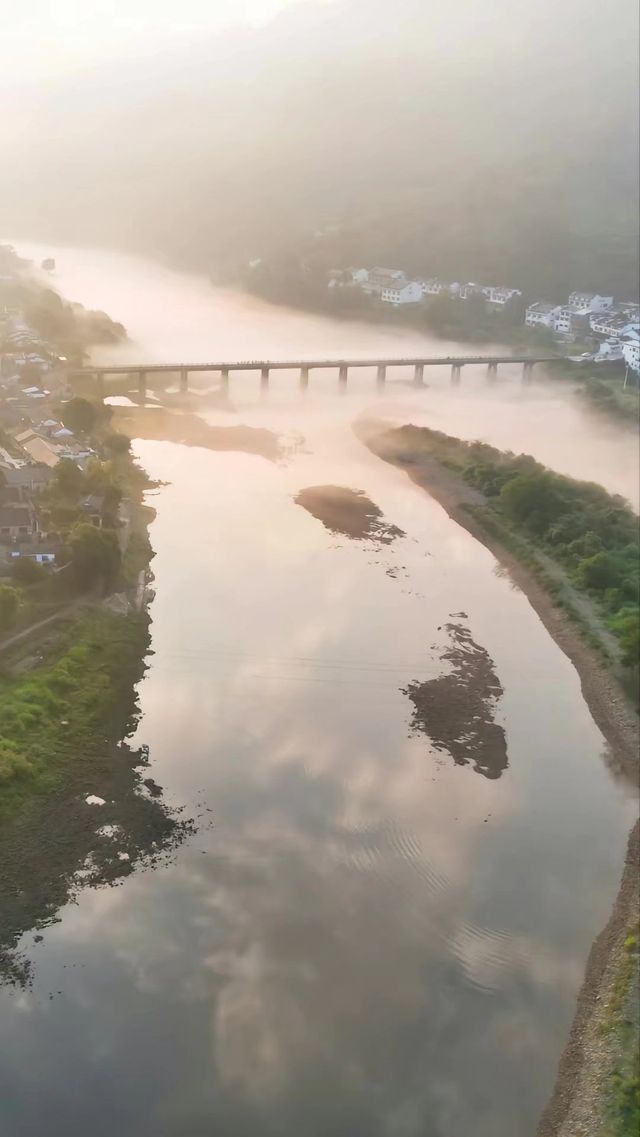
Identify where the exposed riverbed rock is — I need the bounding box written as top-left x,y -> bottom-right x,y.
294,485 -> 405,544
403,622 -> 508,779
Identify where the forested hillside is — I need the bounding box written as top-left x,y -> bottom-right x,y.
2,0 -> 638,297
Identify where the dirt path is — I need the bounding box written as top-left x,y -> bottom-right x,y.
0,600 -> 85,657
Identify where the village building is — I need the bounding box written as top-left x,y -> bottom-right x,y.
380,280 -> 423,305
79,494 -> 105,527
553,307 -> 591,340
525,301 -> 561,328
482,286 -> 522,307
3,464 -> 53,494
0,505 -> 36,540
419,278 -> 447,296
361,268 -> 406,295
623,340 -> 640,374
568,292 -> 613,312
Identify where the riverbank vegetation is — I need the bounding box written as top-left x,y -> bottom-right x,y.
600,926 -> 640,1137
542,360 -> 640,424
370,425 -> 639,686
0,609 -> 149,818
0,605 -> 193,988
0,248 -> 126,366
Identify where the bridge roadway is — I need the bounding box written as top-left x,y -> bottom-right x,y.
73,354 -> 563,395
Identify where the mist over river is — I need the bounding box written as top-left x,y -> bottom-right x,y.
1,242 -> 637,1137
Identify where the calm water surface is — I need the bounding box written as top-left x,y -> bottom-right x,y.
0,243 -> 637,1137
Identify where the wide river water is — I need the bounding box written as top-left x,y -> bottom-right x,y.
1,242 -> 638,1137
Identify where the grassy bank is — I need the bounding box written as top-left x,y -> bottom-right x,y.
0,608 -> 149,819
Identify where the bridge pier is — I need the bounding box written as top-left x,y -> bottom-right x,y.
179,368 -> 189,393
522,361 -> 534,382
95,372 -> 105,402
300,365 -> 310,391
487,361 -> 498,380
413,362 -> 425,386
261,366 -> 269,392
451,363 -> 462,385
376,364 -> 386,390
137,371 -> 146,398
339,364 -> 348,389
220,366 -> 229,392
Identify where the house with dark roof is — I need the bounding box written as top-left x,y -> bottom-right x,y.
79,494 -> 105,527
4,464 -> 53,492
0,505 -> 36,540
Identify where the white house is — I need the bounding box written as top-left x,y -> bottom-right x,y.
554,307 -> 590,339
568,292 -> 613,312
453,282 -> 485,301
361,267 -> 405,295
525,301 -> 561,328
591,315 -> 640,342
419,278 -> 447,296
616,301 -> 639,321
595,339 -> 624,361
381,280 -> 423,305
623,340 -> 640,373
590,313 -> 627,338
348,267 -> 369,285
483,286 -> 522,307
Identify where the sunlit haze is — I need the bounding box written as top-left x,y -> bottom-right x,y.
0,5 -> 638,1137
2,0 -> 311,83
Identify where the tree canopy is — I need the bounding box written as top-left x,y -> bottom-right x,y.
69,524 -> 121,591
0,585 -> 19,633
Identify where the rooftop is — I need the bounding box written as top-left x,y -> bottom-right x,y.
0,505 -> 32,528
4,464 -> 52,488
527,301 -> 559,314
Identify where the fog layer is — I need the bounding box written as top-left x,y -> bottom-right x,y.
2,0 -> 638,296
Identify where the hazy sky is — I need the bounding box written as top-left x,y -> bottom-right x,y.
3,0 -> 314,83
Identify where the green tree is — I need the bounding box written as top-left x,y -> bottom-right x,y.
103,432 -> 131,455
61,397 -> 99,435
610,611 -> 640,666
0,585 -> 19,633
578,551 -> 622,592
500,472 -> 565,535
69,524 -> 121,591
52,458 -> 85,499
11,558 -> 46,587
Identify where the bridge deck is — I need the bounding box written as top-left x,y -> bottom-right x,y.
74,354 -> 561,376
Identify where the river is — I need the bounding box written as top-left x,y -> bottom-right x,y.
0,242 -> 638,1137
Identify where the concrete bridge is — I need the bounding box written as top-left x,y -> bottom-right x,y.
72,354 -> 563,398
